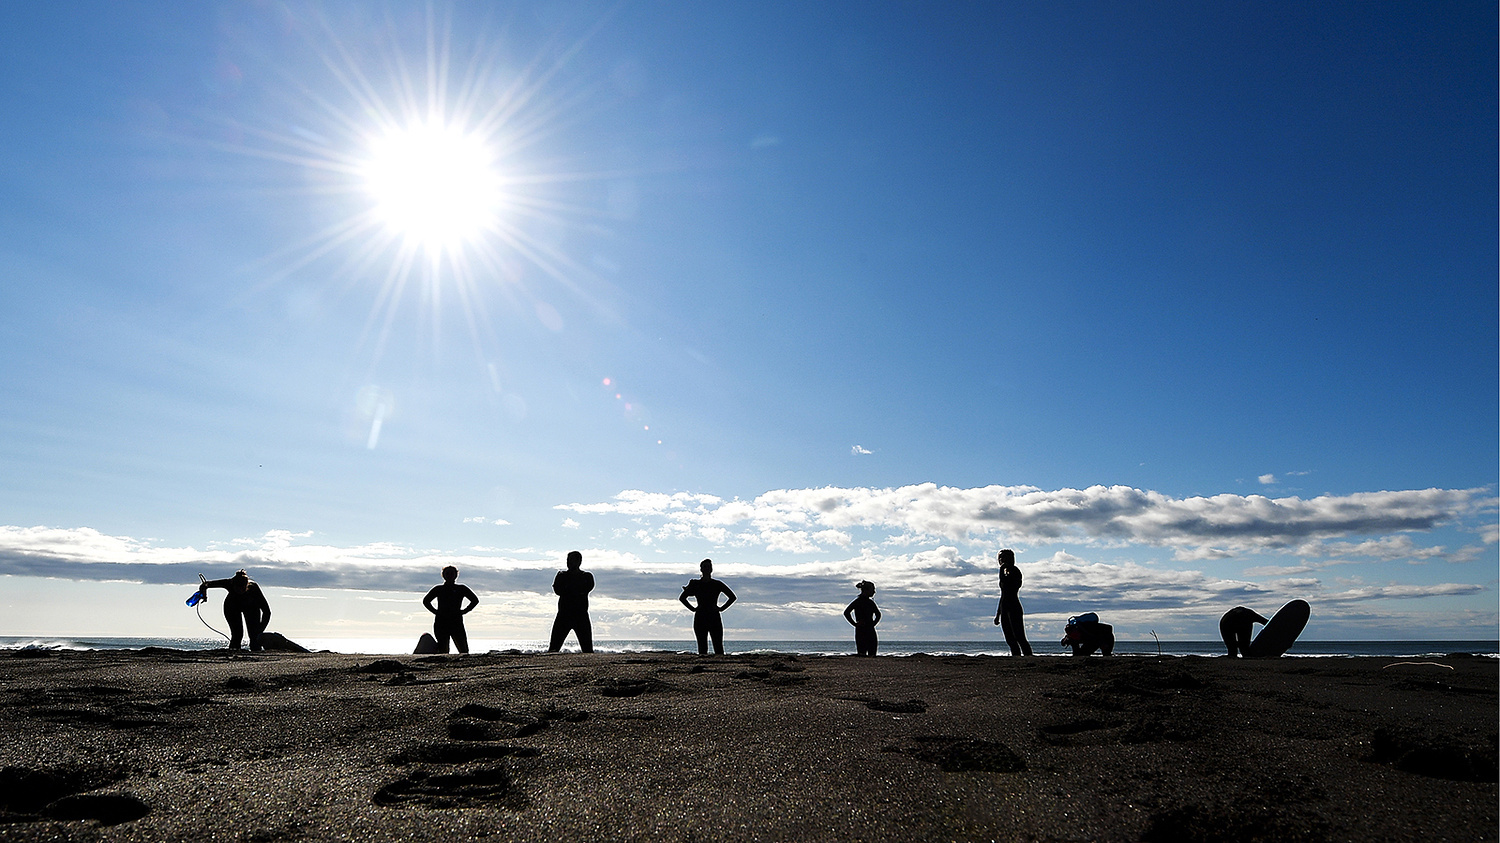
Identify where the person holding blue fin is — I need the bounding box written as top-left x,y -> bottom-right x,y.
843,580 -> 882,656
423,566 -> 479,654
196,570 -> 272,652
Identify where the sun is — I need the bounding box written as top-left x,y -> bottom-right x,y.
360,120 -> 502,254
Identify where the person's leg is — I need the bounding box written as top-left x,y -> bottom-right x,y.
223,606 -> 244,650
577,615 -> 593,653
708,615 -> 724,655
245,610 -> 264,652
452,618 -> 469,654
693,614 -> 709,655
1013,609 -> 1033,657
548,614 -> 569,652
1000,608 -> 1023,657
1221,623 -> 1237,657
1234,629 -> 1253,658
434,617 -> 451,654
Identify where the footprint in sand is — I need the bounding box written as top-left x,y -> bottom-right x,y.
373,764 -> 524,810
882,736 -> 1026,773
0,766 -> 149,826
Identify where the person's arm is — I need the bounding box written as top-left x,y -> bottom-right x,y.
583,572 -> 594,594
251,585 -> 271,622
552,572 -> 565,596
460,586 -> 479,614
679,585 -> 696,613
718,583 -> 736,612
200,578 -> 232,591
1252,610 -> 1269,625
872,605 -> 881,626
994,599 -> 1003,625
843,600 -> 858,627
422,587 -> 440,615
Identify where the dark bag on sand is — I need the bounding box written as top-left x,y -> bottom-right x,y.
257,632 -> 310,652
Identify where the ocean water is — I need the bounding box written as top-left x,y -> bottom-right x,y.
0,636 -> 1494,658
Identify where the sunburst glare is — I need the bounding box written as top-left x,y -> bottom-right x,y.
214,4 -> 615,372
361,120 -> 504,255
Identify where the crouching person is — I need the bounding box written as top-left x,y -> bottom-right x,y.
1061,612 -> 1114,656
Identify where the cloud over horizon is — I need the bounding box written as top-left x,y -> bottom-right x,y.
2,478 -> 1494,639
557,483 -> 1496,561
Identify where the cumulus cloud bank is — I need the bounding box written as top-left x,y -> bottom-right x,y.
2,483 -> 1493,638
557,483 -> 1495,560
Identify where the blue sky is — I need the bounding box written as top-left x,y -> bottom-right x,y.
0,2 -> 1494,646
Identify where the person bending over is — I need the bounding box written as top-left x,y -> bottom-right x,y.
1219,606 -> 1269,658
549,551 -> 595,652
1061,615 -> 1115,656
197,570 -> 272,652
423,566 -> 479,654
679,558 -> 736,655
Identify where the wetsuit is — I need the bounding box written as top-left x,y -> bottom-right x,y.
200,578 -> 271,652
423,582 -> 479,653
548,568 -> 595,652
682,577 -> 734,655
1219,606 -> 1269,658
844,595 -> 881,656
998,566 -> 1033,657
1063,621 -> 1114,656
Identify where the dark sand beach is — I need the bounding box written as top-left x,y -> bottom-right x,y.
0,649 -> 1493,841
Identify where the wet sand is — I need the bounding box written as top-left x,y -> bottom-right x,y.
0,649 -> 1493,842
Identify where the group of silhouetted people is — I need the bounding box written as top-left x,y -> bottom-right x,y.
195,546 -> 1280,658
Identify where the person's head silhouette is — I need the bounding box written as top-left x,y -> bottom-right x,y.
998,549 -> 1016,568
857,580 -> 875,597
566,551 -> 582,570
700,558 -> 713,577
442,565 -> 459,583
231,570 -> 250,592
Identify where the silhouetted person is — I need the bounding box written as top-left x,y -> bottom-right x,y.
422,566 -> 479,654
197,570 -> 272,652
843,580 -> 882,656
679,558 -> 736,655
1062,614 -> 1114,656
992,549 -> 1033,656
1220,606 -> 1269,658
548,550 -> 595,652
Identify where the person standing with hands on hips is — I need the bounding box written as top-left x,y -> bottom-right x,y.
422,566 -> 479,654
993,549 -> 1033,656
843,580 -> 882,656
679,558 -> 736,655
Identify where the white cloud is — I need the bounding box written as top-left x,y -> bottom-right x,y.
557,483 -> 1495,559
561,518 -> 580,529
851,445 -> 872,456
1,520 -> 1493,639
1258,474 -> 1277,485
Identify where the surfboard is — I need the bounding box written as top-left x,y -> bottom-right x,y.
1247,599 -> 1310,658
414,633 -> 441,654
